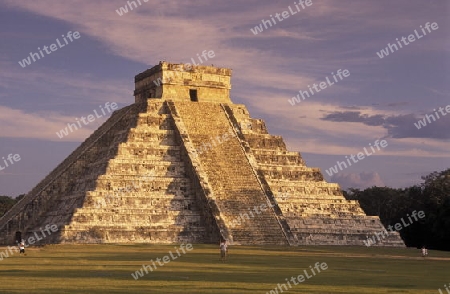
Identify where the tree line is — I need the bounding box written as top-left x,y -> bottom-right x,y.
0,194 -> 24,217
344,168 -> 450,251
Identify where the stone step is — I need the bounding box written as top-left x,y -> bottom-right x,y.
255,156 -> 305,166
59,226 -> 206,243
285,207 -> 365,213
105,164 -> 185,176
277,196 -> 350,201
66,218 -> 204,227
94,176 -> 189,186
80,201 -> 202,210
259,165 -> 317,172
268,180 -> 340,188
293,234 -> 404,246
173,101 -> 288,245
70,214 -> 203,224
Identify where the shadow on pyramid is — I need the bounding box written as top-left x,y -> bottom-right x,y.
0,62 -> 404,247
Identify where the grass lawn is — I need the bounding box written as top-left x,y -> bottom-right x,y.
0,244 -> 449,293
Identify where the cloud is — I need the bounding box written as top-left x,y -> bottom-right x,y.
233,88 -> 449,158
386,102 -> 410,107
322,111 -> 385,126
2,0 -> 448,158
0,61 -> 131,141
321,109 -> 450,139
0,105 -> 108,142
6,0 -> 443,94
331,171 -> 385,190
0,61 -> 131,109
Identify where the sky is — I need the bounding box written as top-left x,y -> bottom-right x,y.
0,0 -> 449,196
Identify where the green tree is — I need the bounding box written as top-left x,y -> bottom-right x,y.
420,169 -> 450,250
0,195 -> 17,217
344,169 -> 450,250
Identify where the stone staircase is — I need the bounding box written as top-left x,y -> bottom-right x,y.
225,104 -> 405,246
170,101 -> 288,245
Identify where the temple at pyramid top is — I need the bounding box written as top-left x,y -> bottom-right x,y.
134,61 -> 232,104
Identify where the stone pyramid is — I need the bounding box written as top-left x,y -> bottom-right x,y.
0,62 -> 404,246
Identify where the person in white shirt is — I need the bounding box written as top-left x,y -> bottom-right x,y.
19,240 -> 25,256
220,240 -> 228,261
421,246 -> 428,257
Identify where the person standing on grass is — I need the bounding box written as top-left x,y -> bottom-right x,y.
421,246 -> 428,257
220,239 -> 228,261
19,240 -> 25,256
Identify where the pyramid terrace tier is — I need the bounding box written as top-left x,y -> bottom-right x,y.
253,150 -> 306,166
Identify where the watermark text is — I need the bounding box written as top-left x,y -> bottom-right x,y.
288,69 -> 350,106
18,31 -> 81,68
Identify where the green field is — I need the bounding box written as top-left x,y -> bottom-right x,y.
0,244 -> 449,293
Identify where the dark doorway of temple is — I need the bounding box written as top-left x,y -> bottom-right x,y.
189,89 -> 198,102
